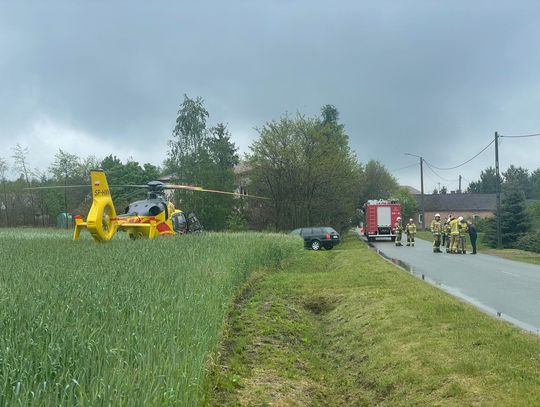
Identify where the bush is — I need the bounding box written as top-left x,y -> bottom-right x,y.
474,217 -> 490,233
516,231 -> 540,253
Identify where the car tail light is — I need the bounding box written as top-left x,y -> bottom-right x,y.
325,233 -> 330,240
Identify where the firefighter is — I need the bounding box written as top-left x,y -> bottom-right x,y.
444,215 -> 452,253
394,216 -> 403,246
441,220 -> 447,247
449,215 -> 460,253
405,218 -> 417,246
430,213 -> 443,253
468,219 -> 478,254
458,216 -> 468,254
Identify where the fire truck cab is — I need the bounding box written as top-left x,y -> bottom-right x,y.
362,199 -> 401,242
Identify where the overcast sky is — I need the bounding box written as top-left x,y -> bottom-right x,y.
1,0 -> 540,192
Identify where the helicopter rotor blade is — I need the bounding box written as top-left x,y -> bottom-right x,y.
109,185 -> 148,188
164,184 -> 270,200
24,184 -> 149,191
24,185 -> 90,190
24,182 -> 269,199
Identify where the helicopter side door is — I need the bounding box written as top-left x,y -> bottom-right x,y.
186,212 -> 203,233
171,212 -> 188,234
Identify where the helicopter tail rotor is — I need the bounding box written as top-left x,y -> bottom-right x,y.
74,170 -> 118,242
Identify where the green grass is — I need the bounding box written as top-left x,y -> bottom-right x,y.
0,228 -> 298,406
416,230 -> 540,264
209,234 -> 540,406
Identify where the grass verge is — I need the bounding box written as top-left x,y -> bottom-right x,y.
209,234 -> 540,406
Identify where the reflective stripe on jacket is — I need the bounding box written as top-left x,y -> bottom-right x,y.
449,219 -> 460,235
406,223 -> 417,234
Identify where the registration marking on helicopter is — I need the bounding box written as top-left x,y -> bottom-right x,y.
94,189 -> 110,196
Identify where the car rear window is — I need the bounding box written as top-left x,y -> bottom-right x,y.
323,227 -> 337,234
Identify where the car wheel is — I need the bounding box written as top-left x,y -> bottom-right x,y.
325,245 -> 333,250
391,236 -> 396,242
311,240 -> 321,251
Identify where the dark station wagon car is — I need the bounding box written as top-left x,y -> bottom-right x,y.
289,226 -> 341,250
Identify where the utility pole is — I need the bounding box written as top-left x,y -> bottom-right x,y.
405,152 -> 425,230
458,175 -> 462,193
420,156 -> 425,230
495,131 -> 502,249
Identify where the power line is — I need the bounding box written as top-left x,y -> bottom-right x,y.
500,132 -> 540,138
390,162 -> 419,172
425,139 -> 495,171
423,161 -> 459,183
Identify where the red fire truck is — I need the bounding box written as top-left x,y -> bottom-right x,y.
362,199 -> 401,242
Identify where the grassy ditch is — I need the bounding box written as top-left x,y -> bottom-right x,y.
0,228 -> 298,406
416,230 -> 540,265
209,234 -> 540,406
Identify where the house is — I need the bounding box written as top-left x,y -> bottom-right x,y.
413,193 -> 497,226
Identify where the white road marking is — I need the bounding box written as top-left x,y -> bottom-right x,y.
498,270 -> 520,277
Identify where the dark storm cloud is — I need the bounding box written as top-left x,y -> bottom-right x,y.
1,0 -> 540,191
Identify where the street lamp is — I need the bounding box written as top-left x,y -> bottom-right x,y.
404,152 -> 425,230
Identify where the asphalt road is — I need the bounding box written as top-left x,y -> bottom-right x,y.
369,236 -> 540,334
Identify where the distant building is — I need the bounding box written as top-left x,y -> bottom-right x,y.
234,162 -> 252,196
413,193 -> 497,225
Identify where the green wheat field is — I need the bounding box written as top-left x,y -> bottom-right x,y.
0,229 -> 297,406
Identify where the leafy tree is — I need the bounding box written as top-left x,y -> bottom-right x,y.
529,168 -> 540,199
248,109 -> 360,231
49,149 -> 83,181
485,183 -> 528,248
503,165 -> 530,196
165,95 -> 238,230
357,160 -> 399,205
321,104 -> 341,126
166,95 -> 209,181
467,167 -> 497,193
394,187 -> 417,222
526,201 -> 540,231
440,186 -> 448,194
143,163 -> 161,182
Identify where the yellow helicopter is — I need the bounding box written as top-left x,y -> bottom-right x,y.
65,169 -> 267,242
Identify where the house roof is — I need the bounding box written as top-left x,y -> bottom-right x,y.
401,185 -> 421,194
414,193 -> 497,212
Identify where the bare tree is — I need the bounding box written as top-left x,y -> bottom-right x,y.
12,144 -> 35,225
0,157 -> 8,226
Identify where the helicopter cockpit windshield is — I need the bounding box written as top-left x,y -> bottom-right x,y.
125,200 -> 167,217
